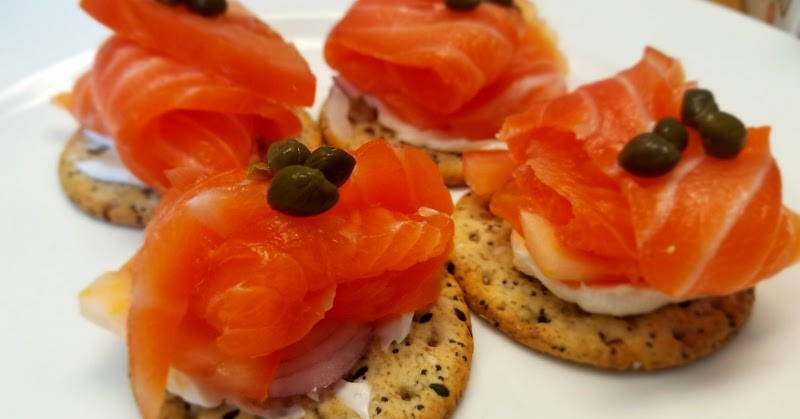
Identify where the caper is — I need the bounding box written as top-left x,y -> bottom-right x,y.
681,88 -> 719,127
267,166 -> 339,216
445,0 -> 482,11
304,147 -> 356,187
618,133 -> 681,177
187,0 -> 227,17
487,0 -> 513,6
247,162 -> 272,180
697,111 -> 747,159
266,139 -> 311,173
653,117 -> 689,151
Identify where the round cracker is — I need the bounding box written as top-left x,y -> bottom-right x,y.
451,192 -> 755,371
159,272 -> 473,418
58,109 -> 322,227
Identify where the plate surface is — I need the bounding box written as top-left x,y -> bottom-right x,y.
0,1 -> 798,418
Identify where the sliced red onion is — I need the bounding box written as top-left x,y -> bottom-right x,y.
268,319 -> 372,398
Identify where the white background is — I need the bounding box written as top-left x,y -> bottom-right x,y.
0,1 -> 352,89
1,1 -> 799,418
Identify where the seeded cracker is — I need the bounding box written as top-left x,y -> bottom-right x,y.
159,272 -> 473,418
319,0 -> 549,188
451,192 -> 754,370
59,109 -> 321,227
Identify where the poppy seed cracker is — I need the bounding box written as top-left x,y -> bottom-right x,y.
451,192 -> 754,371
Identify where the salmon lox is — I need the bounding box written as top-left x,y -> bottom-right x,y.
65,0 -> 315,192
324,0 -> 567,139
118,141 -> 453,418
80,0 -> 315,105
464,47 -> 800,298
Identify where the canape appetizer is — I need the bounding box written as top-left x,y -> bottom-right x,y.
57,0 -> 320,226
320,0 -> 566,185
80,140 -> 473,418
454,48 -> 800,370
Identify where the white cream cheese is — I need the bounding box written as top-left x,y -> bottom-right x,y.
510,230 -> 684,316
166,369 -> 223,409
328,80 -> 507,153
332,380 -> 371,419
375,312 -> 414,352
75,130 -> 148,188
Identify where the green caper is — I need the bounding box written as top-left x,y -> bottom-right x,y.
304,147 -> 356,187
247,162 -> 272,180
697,111 -> 747,159
187,0 -> 227,17
266,139 -> 311,173
445,0 -> 482,11
267,165 -> 339,216
618,133 -> 681,177
681,88 -> 719,127
653,117 -> 689,151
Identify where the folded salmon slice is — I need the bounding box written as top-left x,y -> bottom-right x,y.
325,0 -> 567,138
121,141 -> 453,419
465,47 -> 800,298
81,0 -> 315,105
65,1 -> 315,192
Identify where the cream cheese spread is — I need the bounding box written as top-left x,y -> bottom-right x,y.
332,380 -> 371,419
328,80 -> 507,153
375,312 -> 414,352
76,130 -> 147,188
510,230 -> 684,316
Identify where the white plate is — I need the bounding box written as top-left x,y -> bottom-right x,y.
1,1 -> 799,418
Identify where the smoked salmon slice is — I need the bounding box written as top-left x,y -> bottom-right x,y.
118,141 -> 453,418
325,0 -> 567,138
464,47 -> 800,298
65,1 -> 315,192
80,0 -> 315,106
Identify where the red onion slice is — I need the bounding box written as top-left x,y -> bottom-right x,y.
268,319 -> 372,398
